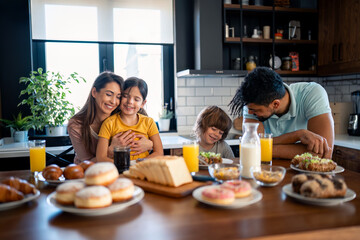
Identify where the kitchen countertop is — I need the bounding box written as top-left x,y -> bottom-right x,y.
334,134 -> 360,150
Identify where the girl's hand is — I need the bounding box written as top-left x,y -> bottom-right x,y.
130,134 -> 153,155
108,130 -> 135,158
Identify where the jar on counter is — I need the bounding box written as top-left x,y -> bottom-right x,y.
246,56 -> 257,71
232,58 -> 241,70
282,56 -> 292,70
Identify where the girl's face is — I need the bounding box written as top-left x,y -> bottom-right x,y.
202,126 -> 224,145
92,82 -> 121,116
120,86 -> 146,116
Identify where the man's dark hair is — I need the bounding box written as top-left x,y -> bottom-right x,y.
229,67 -> 286,116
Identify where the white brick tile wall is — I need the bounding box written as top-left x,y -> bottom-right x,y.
176,116 -> 187,126
213,87 -> 231,96
178,87 -> 195,96
205,96 -> 222,105
196,87 -> 214,96
186,78 -> 204,87
177,78 -> 185,87
222,78 -> 240,86
177,96 -> 186,106
204,78 -> 222,86
177,106 -> 195,116
186,97 -> 204,106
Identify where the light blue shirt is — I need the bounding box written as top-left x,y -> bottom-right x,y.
243,82 -> 331,137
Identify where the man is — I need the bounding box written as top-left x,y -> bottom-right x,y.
229,67 -> 334,159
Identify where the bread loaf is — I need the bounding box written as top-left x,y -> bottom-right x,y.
124,156 -> 193,187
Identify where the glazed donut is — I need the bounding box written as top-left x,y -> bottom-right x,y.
42,164 -> 63,180
221,180 -> 252,198
201,186 -> 235,205
63,164 -> 84,180
55,181 -> 86,205
74,186 -> 112,209
108,178 -> 134,202
79,160 -> 94,172
85,162 -> 119,186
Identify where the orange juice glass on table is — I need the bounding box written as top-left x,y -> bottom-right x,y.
182,141 -> 199,175
259,133 -> 273,165
29,140 -> 46,173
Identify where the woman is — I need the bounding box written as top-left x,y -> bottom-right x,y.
68,72 -> 153,164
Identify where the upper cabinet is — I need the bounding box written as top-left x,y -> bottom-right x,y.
223,1 -> 318,76
318,0 -> 360,76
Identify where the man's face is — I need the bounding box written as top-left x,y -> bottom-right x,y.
247,103 -> 275,122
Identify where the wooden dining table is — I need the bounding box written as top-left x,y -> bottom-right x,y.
0,159 -> 360,240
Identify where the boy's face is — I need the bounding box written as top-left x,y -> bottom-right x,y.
247,103 -> 275,122
202,126 -> 224,145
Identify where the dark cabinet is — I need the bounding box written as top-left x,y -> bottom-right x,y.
332,145 -> 360,173
223,3 -> 318,75
318,0 -> 360,75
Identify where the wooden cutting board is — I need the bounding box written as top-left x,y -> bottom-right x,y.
233,116 -> 243,131
120,175 -> 212,198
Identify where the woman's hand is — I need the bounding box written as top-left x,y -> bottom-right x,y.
130,134 -> 153,155
108,130 -> 135,158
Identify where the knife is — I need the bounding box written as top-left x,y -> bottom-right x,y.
192,175 -> 216,182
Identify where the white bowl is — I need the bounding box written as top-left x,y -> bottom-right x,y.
251,165 -> 286,187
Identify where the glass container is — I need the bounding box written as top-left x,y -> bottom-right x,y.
240,123 -> 261,178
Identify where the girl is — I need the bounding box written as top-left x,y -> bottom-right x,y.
193,106 -> 234,159
97,77 -> 163,162
68,72 -> 152,164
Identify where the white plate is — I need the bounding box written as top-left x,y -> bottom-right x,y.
282,184 -> 356,206
47,186 -> 144,216
199,158 -> 234,170
192,185 -> 262,209
290,164 -> 345,174
37,168 -> 84,185
0,189 -> 40,211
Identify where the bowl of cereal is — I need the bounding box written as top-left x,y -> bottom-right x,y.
208,163 -> 242,182
251,165 -> 286,187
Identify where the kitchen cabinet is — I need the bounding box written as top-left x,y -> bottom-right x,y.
332,145 -> 360,173
223,3 -> 318,75
318,0 -> 360,75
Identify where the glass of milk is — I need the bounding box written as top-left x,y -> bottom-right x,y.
240,123 -> 261,178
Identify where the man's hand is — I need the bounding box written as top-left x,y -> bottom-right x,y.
130,135 -> 153,155
299,129 -> 332,158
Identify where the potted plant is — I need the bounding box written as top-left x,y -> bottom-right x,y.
18,68 -> 85,136
158,104 -> 174,132
0,112 -> 32,142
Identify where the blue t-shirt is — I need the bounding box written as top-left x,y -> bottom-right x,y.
243,82 -> 331,137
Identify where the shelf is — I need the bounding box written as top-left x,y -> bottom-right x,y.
242,38 -> 273,43
274,7 -> 317,13
274,39 -> 318,44
275,70 -> 317,75
225,37 -> 241,43
224,4 -> 317,13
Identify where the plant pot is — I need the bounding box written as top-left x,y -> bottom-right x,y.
14,131 -> 28,142
45,126 -> 67,136
158,119 -> 170,132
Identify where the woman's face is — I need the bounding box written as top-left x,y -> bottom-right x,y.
120,86 -> 146,116
202,126 -> 224,145
92,82 -> 121,116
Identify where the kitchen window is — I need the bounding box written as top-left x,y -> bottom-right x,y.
30,0 -> 175,128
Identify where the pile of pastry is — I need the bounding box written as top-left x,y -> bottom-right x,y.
55,162 -> 134,209
291,152 -> 337,172
42,160 -> 94,180
0,177 -> 37,203
201,180 -> 252,205
199,152 -> 222,165
291,173 -> 347,198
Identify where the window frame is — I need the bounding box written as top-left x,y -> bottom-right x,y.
32,40 -> 176,132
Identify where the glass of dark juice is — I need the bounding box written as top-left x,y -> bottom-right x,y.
114,146 -> 131,173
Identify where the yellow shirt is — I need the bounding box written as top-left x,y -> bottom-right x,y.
98,113 -> 159,160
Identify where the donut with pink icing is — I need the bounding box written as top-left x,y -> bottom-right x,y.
201,186 -> 235,204
221,180 -> 252,198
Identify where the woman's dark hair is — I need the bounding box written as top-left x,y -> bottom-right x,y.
229,67 -> 286,116
71,71 -> 124,153
193,106 -> 232,141
123,77 -> 148,100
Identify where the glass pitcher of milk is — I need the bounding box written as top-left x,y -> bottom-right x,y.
240,122 -> 261,178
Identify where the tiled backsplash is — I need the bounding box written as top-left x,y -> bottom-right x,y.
176,74 -> 360,134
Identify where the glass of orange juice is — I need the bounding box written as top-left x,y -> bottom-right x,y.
182,141 -> 199,175
259,133 -> 273,165
28,140 -> 46,173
